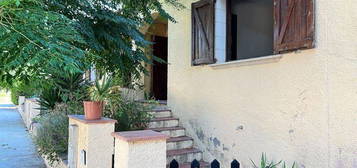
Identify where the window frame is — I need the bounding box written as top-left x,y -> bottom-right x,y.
225,0 -> 275,62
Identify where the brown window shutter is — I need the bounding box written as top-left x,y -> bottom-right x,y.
192,0 -> 215,66
274,0 -> 315,53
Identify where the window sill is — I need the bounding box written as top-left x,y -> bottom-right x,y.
209,55 -> 283,69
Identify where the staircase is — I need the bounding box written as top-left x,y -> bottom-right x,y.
144,101 -> 209,167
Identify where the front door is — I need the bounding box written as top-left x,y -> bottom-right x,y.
152,36 -> 168,100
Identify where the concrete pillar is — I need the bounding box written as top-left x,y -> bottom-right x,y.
68,115 -> 116,168
112,130 -> 169,168
18,96 -> 25,112
28,99 -> 40,129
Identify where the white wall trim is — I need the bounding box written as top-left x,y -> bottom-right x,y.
209,55 -> 283,69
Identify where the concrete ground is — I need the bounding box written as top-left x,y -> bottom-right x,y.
0,94 -> 46,168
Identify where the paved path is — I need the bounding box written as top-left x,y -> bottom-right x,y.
0,103 -> 46,168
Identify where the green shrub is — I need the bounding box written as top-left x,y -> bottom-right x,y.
38,86 -> 62,111
10,88 -> 20,105
251,153 -> 297,168
34,108 -> 68,165
104,90 -> 153,131
38,72 -> 89,113
10,85 -> 37,105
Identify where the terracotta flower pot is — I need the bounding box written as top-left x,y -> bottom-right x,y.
83,101 -> 103,120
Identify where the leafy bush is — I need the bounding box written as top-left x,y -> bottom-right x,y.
38,72 -> 89,112
34,107 -> 68,165
9,82 -> 37,104
251,153 -> 297,168
89,76 -> 114,101
10,88 -> 20,105
0,0 -> 89,86
38,86 -> 62,111
104,89 -> 153,131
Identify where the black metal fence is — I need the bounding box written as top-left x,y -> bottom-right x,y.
169,159 -> 240,168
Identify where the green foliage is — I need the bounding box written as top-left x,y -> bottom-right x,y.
1,0 -> 183,89
251,153 -> 297,168
34,108 -> 68,165
9,81 -> 37,104
10,88 -> 20,105
281,162 -> 297,168
37,86 -> 62,111
45,0 -> 184,86
38,72 -> 89,112
104,90 -> 152,131
89,76 -> 113,102
0,0 -> 89,86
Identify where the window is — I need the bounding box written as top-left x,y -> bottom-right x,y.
227,0 -> 274,61
191,0 -> 315,65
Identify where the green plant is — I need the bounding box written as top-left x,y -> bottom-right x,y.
114,100 -> 152,131
38,86 -> 62,111
104,90 -> 152,131
34,107 -> 68,165
89,76 -> 113,102
281,162 -> 297,168
0,0 -> 89,87
251,153 -> 297,168
10,88 -> 20,105
44,0 -> 184,86
9,81 -> 37,104
50,72 -> 89,102
38,72 -> 89,112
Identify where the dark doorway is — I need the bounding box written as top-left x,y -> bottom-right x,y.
152,36 -> 168,100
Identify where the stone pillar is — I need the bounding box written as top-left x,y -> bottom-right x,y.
18,96 -> 26,121
68,115 -> 116,168
18,96 -> 25,111
28,99 -> 40,129
112,130 -> 169,168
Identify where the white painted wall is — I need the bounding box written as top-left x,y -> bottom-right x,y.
165,0 -> 357,167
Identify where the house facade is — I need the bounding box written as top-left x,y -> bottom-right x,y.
141,0 -> 357,167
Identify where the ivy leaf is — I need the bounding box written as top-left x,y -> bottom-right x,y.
15,0 -> 20,6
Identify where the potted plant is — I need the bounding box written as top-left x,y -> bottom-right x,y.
84,76 -> 113,120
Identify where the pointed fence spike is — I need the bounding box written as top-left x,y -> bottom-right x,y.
191,159 -> 200,168
170,159 -> 179,168
211,159 -> 220,168
231,159 -> 240,168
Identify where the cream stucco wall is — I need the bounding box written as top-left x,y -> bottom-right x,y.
165,0 -> 357,167
114,140 -> 167,168
69,118 -> 115,168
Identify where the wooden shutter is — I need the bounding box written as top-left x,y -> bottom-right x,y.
192,0 -> 215,66
274,0 -> 315,53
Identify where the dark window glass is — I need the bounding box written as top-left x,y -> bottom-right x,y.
228,0 -> 274,61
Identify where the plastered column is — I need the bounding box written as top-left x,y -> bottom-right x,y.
68,115 -> 116,168
18,96 -> 25,113
112,130 -> 169,168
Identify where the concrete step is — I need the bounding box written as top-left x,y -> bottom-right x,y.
167,148 -> 202,164
149,117 -> 179,128
167,136 -> 193,150
149,126 -> 186,137
149,109 -> 172,118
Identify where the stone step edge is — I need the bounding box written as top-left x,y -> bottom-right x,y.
151,117 -> 179,122
167,136 -> 193,143
147,126 -> 185,132
147,108 -> 172,112
167,148 -> 201,156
